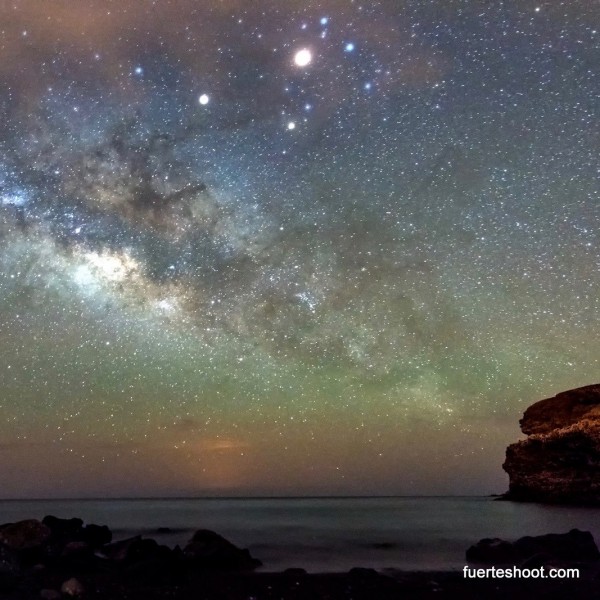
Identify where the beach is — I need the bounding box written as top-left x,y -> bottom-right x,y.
1,498 -> 600,599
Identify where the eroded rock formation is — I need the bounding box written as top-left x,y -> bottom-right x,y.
503,384 -> 600,505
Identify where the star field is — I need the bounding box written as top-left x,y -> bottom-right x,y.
0,0 -> 598,497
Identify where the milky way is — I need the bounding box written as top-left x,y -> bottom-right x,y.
0,0 -> 598,497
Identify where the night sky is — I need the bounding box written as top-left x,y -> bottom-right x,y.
0,0 -> 598,498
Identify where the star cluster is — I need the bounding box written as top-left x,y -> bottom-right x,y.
0,0 -> 598,497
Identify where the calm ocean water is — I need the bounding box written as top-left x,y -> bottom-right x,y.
0,497 -> 598,572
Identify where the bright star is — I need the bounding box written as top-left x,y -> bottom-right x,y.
287,121 -> 296,130
199,94 -> 210,105
320,17 -> 329,25
344,43 -> 355,52
294,49 -> 312,67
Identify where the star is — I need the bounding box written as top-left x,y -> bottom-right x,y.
294,48 -> 313,67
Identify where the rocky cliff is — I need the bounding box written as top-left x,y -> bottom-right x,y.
502,384 -> 600,505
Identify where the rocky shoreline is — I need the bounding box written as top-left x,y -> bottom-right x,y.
1,516 -> 600,599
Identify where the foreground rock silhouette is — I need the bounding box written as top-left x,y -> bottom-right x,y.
503,383 -> 600,505
466,529 -> 600,564
1,516 -> 600,599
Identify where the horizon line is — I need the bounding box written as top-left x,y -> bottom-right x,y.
0,494 -> 502,502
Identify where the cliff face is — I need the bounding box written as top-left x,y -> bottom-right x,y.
503,384 -> 600,505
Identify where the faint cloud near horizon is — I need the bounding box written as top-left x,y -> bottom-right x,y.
194,438 -> 250,452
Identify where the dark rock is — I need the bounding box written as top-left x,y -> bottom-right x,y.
102,535 -> 171,564
61,577 -> 84,597
349,567 -> 379,578
283,567 -> 307,576
514,529 -> 600,562
122,555 -> 185,583
519,553 -> 554,569
40,590 -> 61,600
466,538 -> 519,564
503,384 -> 600,505
0,520 -> 51,551
183,529 -> 261,570
41,516 -> 111,550
102,535 -> 144,561
467,529 -> 600,565
81,523 -> 112,548
42,516 -> 83,540
55,540 -> 100,572
102,537 -> 184,583
0,543 -> 21,592
0,543 -> 20,571
61,541 -> 92,558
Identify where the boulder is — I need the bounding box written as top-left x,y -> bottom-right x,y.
54,540 -> 103,573
0,543 -> 20,571
467,529 -> 600,564
61,577 -> 84,597
101,536 -> 183,582
0,543 -> 21,592
502,384 -> 600,505
102,535 -> 172,564
0,520 -> 51,551
183,529 -> 261,570
466,538 -> 519,564
81,523 -> 112,548
42,516 -> 83,540
513,529 -> 599,561
61,541 -> 92,557
41,516 -> 111,549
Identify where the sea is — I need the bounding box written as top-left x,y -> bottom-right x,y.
0,497 -> 599,572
